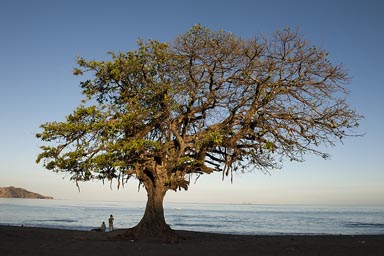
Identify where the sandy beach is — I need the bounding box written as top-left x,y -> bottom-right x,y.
1,225 -> 383,256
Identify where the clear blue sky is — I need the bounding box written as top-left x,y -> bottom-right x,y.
1,0 -> 383,205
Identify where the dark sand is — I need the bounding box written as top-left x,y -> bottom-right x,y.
1,225 -> 383,256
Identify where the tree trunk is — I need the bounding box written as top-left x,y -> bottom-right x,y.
132,180 -> 173,237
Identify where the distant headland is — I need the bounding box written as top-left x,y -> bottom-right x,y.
0,186 -> 53,199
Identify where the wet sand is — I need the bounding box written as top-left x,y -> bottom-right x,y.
1,225 -> 383,256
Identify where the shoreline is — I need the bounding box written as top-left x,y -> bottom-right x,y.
1,225 -> 384,255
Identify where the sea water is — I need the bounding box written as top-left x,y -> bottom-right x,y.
1,198 -> 384,235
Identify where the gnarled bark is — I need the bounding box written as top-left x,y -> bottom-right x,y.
125,166 -> 174,238
134,185 -> 172,236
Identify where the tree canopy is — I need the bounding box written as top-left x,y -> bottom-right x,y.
36,25 -> 362,235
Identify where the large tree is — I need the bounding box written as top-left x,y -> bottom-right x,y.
36,25 -> 361,236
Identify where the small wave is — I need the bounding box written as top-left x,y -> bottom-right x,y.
33,219 -> 77,223
21,223 -> 93,231
172,223 -> 221,228
344,222 -> 384,229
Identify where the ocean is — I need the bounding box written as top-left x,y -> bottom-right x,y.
1,198 -> 384,235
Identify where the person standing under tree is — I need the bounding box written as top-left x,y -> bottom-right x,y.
108,214 -> 114,231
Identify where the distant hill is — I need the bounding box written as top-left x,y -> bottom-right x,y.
0,186 -> 53,199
